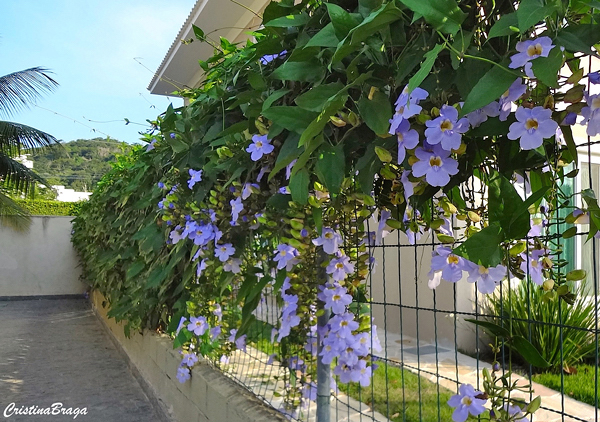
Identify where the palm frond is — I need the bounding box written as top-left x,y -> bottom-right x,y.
0,120 -> 59,155
0,192 -> 31,232
0,155 -> 50,197
0,67 -> 58,119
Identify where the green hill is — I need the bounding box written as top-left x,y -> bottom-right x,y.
31,138 -> 133,191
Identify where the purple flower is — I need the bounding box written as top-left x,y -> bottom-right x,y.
213,304 -> 222,320
581,92 -> 600,136
447,384 -> 487,422
230,197 -> 244,223
223,258 -> 242,273
181,352 -> 198,367
412,144 -> 459,187
375,209 -> 391,246
326,255 -> 355,281
257,166 -> 269,182
209,325 -> 222,341
505,404 -> 529,422
320,284 -> 353,315
246,134 -> 274,161
278,311 -> 300,341
157,181 -> 165,189
466,262 -> 507,294
260,50 -> 287,65
187,316 -> 209,336
395,119 -> 420,163
389,86 -> 429,134
507,106 -> 558,150
589,71 -> 600,84
520,249 -> 545,285
312,227 -> 342,254
562,112 -> 577,126
288,356 -> 305,371
196,258 -> 207,277
286,159 -> 297,180
425,105 -> 469,151
242,183 -> 258,200
428,246 -> 468,286
169,226 -> 184,244
188,223 -> 214,246
509,36 -> 555,70
273,244 -> 300,270
169,133 -> 176,139
401,170 -> 414,200
215,243 -> 235,262
188,169 -> 203,189
176,366 -> 191,383
175,317 -> 187,335
146,139 -> 156,151
466,102 -> 500,128
499,78 -> 527,121
278,186 -> 290,194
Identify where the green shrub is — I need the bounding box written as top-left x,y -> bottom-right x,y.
14,199 -> 84,216
532,365 -> 600,407
485,282 -> 597,370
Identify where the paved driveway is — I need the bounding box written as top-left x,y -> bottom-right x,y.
0,299 -> 165,422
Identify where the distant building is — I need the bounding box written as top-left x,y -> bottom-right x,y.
52,186 -> 91,202
15,155 -> 34,169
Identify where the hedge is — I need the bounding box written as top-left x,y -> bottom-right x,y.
15,199 -> 84,216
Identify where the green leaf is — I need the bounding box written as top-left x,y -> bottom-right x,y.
461,65 -> 518,115
247,72 -> 267,91
192,25 -> 205,40
526,396 -> 542,413
397,0 -> 467,34
357,90 -> 392,135
264,13 -> 310,27
566,269 -> 587,281
348,2 -> 403,45
270,133 -> 302,179
326,3 -> 360,39
408,44 -> 445,92
262,106 -> 319,133
488,173 -> 531,239
166,134 -> 189,153
295,82 -> 345,112
517,0 -> 554,32
453,223 -> 504,267
298,93 -> 348,147
272,60 -> 325,83
531,46 -> 563,88
488,13 -> 519,39
126,261 -> 145,281
145,267 -> 170,289
173,329 -> 192,349
290,168 -> 310,205
262,89 -> 290,112
465,319 -> 511,338
312,207 -> 323,234
305,23 -> 340,48
555,24 -> 600,54
315,144 -> 345,194
512,336 -> 551,368
292,134 -> 324,176
561,124 -> 578,167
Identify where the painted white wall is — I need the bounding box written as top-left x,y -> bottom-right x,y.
0,216 -> 84,297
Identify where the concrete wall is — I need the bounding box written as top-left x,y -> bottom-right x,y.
370,232 -> 484,353
91,291 -> 286,422
0,216 -> 84,297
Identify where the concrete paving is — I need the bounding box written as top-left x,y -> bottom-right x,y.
0,299 -> 166,422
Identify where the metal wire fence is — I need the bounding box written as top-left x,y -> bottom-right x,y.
210,79 -> 600,422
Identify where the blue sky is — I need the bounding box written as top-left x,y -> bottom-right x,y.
0,0 -> 197,144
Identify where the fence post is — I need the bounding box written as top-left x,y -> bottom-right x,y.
316,250 -> 330,422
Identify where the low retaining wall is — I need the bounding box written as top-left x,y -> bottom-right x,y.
90,290 -> 286,422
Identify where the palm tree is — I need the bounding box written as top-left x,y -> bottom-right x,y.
0,67 -> 59,230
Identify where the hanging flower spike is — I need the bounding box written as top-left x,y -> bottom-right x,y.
425,105 -> 470,151
395,119 -> 420,164
447,384 -> 487,422
499,78 -> 527,121
581,92 -> 600,136
507,106 -> 558,150
509,36 -> 555,71
188,169 -> 203,189
312,227 -> 342,254
246,134 -> 274,161
412,144 -> 459,187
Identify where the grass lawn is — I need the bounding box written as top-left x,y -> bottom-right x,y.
340,362 -> 456,422
532,365 -> 600,408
